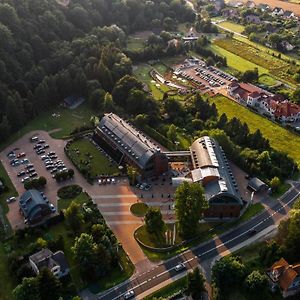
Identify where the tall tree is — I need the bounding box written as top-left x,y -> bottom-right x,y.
64,201 -> 83,233
145,208 -> 165,234
175,182 -> 208,238
37,268 -> 61,300
186,267 -> 205,300
13,277 -> 39,300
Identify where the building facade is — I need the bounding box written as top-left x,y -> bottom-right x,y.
93,113 -> 169,178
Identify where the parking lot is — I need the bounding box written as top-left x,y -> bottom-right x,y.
173,58 -> 236,94
0,130 -> 87,229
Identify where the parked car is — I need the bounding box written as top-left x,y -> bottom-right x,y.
26,164 -> 34,169
144,184 -> 152,191
6,197 -> 16,203
37,139 -> 45,144
21,177 -> 30,183
17,171 -> 26,177
49,204 -> 56,213
29,172 -> 38,178
248,229 -> 257,236
31,136 -> 39,142
42,144 -> 50,149
17,152 -> 26,158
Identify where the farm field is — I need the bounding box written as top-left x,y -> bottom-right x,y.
209,44 -> 269,74
218,21 -> 245,34
214,38 -> 297,84
209,95 -> 300,166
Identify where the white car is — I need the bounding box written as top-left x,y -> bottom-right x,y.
49,204 -> 56,213
123,290 -> 135,299
175,263 -> 185,272
6,197 -> 16,203
22,177 -> 30,183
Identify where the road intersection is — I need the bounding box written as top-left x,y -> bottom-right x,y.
96,182 -> 300,300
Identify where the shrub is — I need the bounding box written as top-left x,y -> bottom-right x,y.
24,177 -> 47,190
57,185 -> 82,199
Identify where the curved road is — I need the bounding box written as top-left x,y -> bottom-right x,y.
97,182 -> 300,300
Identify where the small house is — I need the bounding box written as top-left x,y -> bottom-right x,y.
272,7 -> 284,16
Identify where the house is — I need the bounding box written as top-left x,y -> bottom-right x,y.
19,190 -> 51,224
268,258 -> 300,298
269,100 -> 300,122
247,177 -> 268,192
272,7 -> 284,16
222,8 -> 240,19
227,0 -> 243,8
189,136 -> 243,219
182,28 -> 199,43
63,96 -> 85,109
93,113 -> 169,178
29,248 -> 69,278
257,3 -> 270,12
281,41 -> 295,51
282,10 -> 295,19
245,14 -> 261,24
245,1 -> 255,9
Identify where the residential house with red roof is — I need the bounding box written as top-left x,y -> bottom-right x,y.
268,258 -> 300,298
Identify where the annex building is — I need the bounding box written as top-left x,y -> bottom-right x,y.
93,113 -> 169,178
190,136 -> 243,219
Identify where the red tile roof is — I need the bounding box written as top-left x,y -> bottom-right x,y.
271,101 -> 300,118
271,258 -> 300,292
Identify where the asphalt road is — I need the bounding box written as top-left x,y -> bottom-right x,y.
98,183 -> 300,300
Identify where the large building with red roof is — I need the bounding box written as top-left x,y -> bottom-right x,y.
228,82 -> 300,122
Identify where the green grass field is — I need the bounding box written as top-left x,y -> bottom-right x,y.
209,95 -> 300,166
0,104 -> 96,151
57,192 -> 90,211
126,36 -> 145,51
218,21 -> 245,34
130,203 -> 148,217
258,74 -> 278,86
67,139 -> 119,177
209,44 -> 269,75
133,64 -> 152,84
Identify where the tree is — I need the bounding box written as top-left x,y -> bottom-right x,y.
36,237 -> 47,249
37,268 -> 61,300
167,124 -> 177,143
174,182 -> 208,238
186,267 -> 205,300
13,277 -> 39,300
127,165 -> 138,185
240,69 -> 258,83
64,201 -> 83,233
244,270 -> 268,294
145,208 -> 165,234
270,176 -> 280,192
292,88 -> 300,104
212,256 -> 246,294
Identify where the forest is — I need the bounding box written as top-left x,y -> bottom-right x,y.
0,0 -> 195,141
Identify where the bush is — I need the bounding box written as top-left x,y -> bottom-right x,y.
24,177 -> 47,190
55,169 -> 74,182
57,185 -> 82,199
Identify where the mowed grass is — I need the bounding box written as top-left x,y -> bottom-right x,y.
133,64 -> 152,84
259,74 -> 278,86
218,21 -> 245,34
57,192 -> 90,211
0,104 -> 95,151
68,139 -> 119,177
209,43 -> 269,74
126,36 -> 145,51
209,95 -> 300,166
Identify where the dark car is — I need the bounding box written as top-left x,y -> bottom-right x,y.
29,172 -> 37,178
248,229 -> 257,236
42,144 -> 50,149
37,150 -> 45,155
17,171 -> 26,177
34,144 -> 42,150
37,140 -> 45,144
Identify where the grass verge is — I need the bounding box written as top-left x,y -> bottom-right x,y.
130,203 -> 148,217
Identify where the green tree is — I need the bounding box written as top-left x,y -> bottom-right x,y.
186,267 -> 205,300
212,256 -> 246,294
37,268 -> 61,300
167,124 -> 177,143
64,201 -> 83,233
244,270 -> 268,294
127,165 -> 138,185
13,277 -> 39,300
145,208 -> 165,234
270,176 -> 280,192
174,182 -> 208,238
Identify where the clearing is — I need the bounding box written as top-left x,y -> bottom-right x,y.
218,21 -> 245,34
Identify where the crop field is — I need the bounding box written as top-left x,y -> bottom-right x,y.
209,95 -> 300,166
214,38 -> 297,84
209,44 -> 269,74
218,21 -> 245,34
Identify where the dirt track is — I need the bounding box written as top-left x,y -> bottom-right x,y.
242,0 -> 300,15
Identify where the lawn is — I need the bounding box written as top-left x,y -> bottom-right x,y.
209,43 -> 269,75
144,276 -> 187,300
152,62 -> 169,75
133,64 -> 152,84
0,103 -> 96,151
57,192 -> 91,211
218,21 -> 245,34
213,38 -> 297,84
126,36 -> 145,51
130,203 -> 148,217
259,74 -> 278,86
67,139 -> 119,178
209,95 -> 300,166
